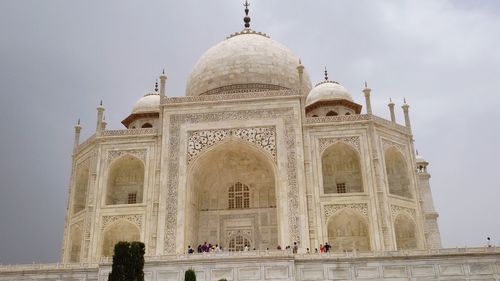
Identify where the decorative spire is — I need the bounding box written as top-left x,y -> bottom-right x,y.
404,97 -> 407,104
324,67 -> 329,81
155,80 -> 159,92
77,118 -> 80,125
243,0 -> 251,28
100,100 -> 103,106
364,81 -> 368,88
162,68 -> 165,75
416,149 -> 419,156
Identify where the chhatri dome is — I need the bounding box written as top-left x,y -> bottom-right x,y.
186,3 -> 312,96
305,69 -> 354,106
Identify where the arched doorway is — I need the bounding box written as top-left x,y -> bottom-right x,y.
101,220 -> 140,257
327,210 -> 370,252
186,140 -> 277,251
322,142 -> 363,194
106,155 -> 144,205
394,214 -> 418,250
385,148 -> 412,198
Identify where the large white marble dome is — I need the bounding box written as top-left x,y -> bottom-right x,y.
186,29 -> 312,96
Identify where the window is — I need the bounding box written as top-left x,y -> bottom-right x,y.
141,123 -> 153,128
312,115 -> 319,117
228,235 -> 251,251
228,182 -> 250,209
128,193 -> 137,204
336,183 -> 346,193
326,111 -> 338,116
345,112 -> 351,115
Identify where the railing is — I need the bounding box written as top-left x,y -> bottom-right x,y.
74,129 -> 158,154
101,128 -> 157,137
1,247 -> 498,272
305,114 -> 411,134
0,262 -> 98,272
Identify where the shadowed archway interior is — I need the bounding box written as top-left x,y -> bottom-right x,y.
186,140 -> 278,251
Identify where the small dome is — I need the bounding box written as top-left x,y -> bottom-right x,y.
306,81 -> 353,106
416,152 -> 427,163
186,29 -> 312,96
131,93 -> 160,114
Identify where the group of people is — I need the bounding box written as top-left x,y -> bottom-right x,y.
186,241 -> 333,254
187,242 -> 223,254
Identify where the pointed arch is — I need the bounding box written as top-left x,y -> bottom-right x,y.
326,111 -> 338,116
322,142 -> 363,194
100,220 -> 140,257
73,166 -> 89,213
106,155 -> 145,205
385,147 -> 412,198
186,139 -> 278,251
326,209 -> 370,252
394,213 -> 418,250
69,223 -> 83,262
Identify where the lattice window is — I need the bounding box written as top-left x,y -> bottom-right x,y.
228,235 -> 251,251
336,183 -> 346,193
128,193 -> 137,204
228,182 -> 250,209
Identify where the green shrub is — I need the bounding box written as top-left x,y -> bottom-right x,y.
185,269 -> 196,281
108,241 -> 145,281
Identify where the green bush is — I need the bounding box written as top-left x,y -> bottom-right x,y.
185,269 -> 196,281
108,241 -> 145,281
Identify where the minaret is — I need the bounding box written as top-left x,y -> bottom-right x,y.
297,59 -> 304,95
73,119 -> 82,152
402,98 -> 411,130
96,100 -> 105,135
159,69 -> 167,99
415,151 -> 442,248
101,115 -> 107,131
363,82 -> 373,115
388,98 -> 396,122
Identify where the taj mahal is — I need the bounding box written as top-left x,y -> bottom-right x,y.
1,3 -> 499,281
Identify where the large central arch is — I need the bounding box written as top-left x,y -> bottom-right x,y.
186,140 -> 278,251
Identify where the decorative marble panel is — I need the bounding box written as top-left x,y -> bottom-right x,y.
101,214 -> 143,231
319,136 -> 360,154
324,203 -> 368,219
391,205 -> 416,221
187,126 -> 276,164
382,138 -> 406,154
107,149 -> 147,163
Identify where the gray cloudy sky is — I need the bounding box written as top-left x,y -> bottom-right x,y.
1,0 -> 499,264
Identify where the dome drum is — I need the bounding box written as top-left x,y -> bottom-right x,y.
306,99 -> 362,115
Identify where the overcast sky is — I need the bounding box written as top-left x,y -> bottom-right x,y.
1,0 -> 499,264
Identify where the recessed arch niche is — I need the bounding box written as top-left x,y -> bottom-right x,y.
106,155 -> 144,205
69,224 -> 83,262
186,140 -> 277,251
101,220 -> 140,257
322,142 -> 363,194
385,147 -> 412,198
73,166 -> 89,213
326,209 -> 370,252
394,214 -> 418,250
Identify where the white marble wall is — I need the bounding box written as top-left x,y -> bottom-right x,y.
2,249 -> 499,281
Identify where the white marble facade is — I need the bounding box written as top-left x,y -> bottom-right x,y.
4,13 -> 482,281
56,22 -> 444,264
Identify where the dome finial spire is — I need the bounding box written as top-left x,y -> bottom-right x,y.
324,67 -> 329,81
155,79 -> 159,92
243,0 -> 251,28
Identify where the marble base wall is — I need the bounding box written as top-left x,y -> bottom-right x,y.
1,248 -> 499,281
